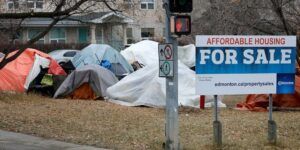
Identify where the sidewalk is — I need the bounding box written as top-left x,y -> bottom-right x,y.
0,130 -> 107,150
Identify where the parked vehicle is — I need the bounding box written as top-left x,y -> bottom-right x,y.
49,49 -> 80,64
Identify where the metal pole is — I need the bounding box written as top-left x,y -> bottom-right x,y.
268,94 -> 273,120
214,95 -> 218,121
268,94 -> 277,144
213,95 -> 222,147
164,0 -> 179,149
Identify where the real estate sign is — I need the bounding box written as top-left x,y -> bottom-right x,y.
196,35 -> 296,95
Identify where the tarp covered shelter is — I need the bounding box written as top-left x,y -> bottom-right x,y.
236,75 -> 300,111
0,48 -> 66,92
54,65 -> 118,100
72,44 -> 133,77
107,61 -> 226,108
121,40 -> 196,67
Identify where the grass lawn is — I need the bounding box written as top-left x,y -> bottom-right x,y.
0,93 -> 300,149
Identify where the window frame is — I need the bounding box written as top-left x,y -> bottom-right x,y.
141,28 -> 155,40
50,28 -> 66,44
140,0 -> 155,10
7,0 -> 19,10
27,0 -> 44,10
126,28 -> 134,44
28,28 -> 45,44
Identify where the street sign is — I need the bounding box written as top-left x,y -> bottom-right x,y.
159,60 -> 174,76
159,44 -> 174,77
195,35 -> 296,95
164,1 -> 179,149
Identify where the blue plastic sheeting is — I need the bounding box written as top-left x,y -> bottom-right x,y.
72,44 -> 133,76
100,60 -> 112,69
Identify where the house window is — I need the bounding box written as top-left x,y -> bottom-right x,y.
7,0 -> 19,10
141,28 -> 154,40
50,28 -> 66,44
126,28 -> 133,44
27,0 -> 43,9
141,0 -> 154,10
28,29 -> 45,44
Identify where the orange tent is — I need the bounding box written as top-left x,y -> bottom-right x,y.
236,75 -> 300,111
0,48 -> 66,92
67,83 -> 98,100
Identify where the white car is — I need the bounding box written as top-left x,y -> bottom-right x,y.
49,49 -> 80,64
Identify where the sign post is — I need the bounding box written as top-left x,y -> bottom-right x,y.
213,95 -> 222,146
195,35 -> 296,146
162,0 -> 179,149
268,94 -> 277,144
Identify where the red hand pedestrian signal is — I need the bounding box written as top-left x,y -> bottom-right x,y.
170,15 -> 191,36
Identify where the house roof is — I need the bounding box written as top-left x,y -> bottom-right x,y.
21,12 -> 134,27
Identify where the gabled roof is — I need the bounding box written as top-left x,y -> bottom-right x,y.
89,12 -> 134,24
21,12 -> 134,27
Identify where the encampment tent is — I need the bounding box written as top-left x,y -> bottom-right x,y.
0,48 -> 66,92
54,65 -> 118,100
120,40 -> 196,67
106,61 -> 226,108
236,75 -> 300,111
72,44 -> 134,77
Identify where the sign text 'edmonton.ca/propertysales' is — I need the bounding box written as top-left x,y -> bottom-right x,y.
196,35 -> 296,95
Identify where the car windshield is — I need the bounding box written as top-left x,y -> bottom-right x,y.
63,51 -> 78,57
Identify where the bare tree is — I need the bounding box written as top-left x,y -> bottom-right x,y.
0,0 -> 119,69
193,0 -> 300,64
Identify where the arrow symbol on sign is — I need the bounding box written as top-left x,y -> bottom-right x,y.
160,65 -> 163,71
160,49 -> 164,57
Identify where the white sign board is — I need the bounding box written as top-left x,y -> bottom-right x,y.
196,35 -> 296,95
159,44 -> 174,77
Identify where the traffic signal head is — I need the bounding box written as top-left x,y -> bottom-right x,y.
169,0 -> 193,13
170,15 -> 191,36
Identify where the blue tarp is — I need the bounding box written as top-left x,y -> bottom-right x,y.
72,44 -> 133,76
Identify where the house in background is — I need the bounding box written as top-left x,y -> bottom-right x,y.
0,0 -> 166,49
21,12 -> 134,49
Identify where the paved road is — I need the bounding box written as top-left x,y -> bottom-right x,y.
0,130 -> 106,150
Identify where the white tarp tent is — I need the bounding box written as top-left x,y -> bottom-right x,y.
107,61 -> 226,108
121,40 -> 195,67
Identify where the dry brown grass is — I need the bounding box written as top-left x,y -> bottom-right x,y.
0,93 -> 300,150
